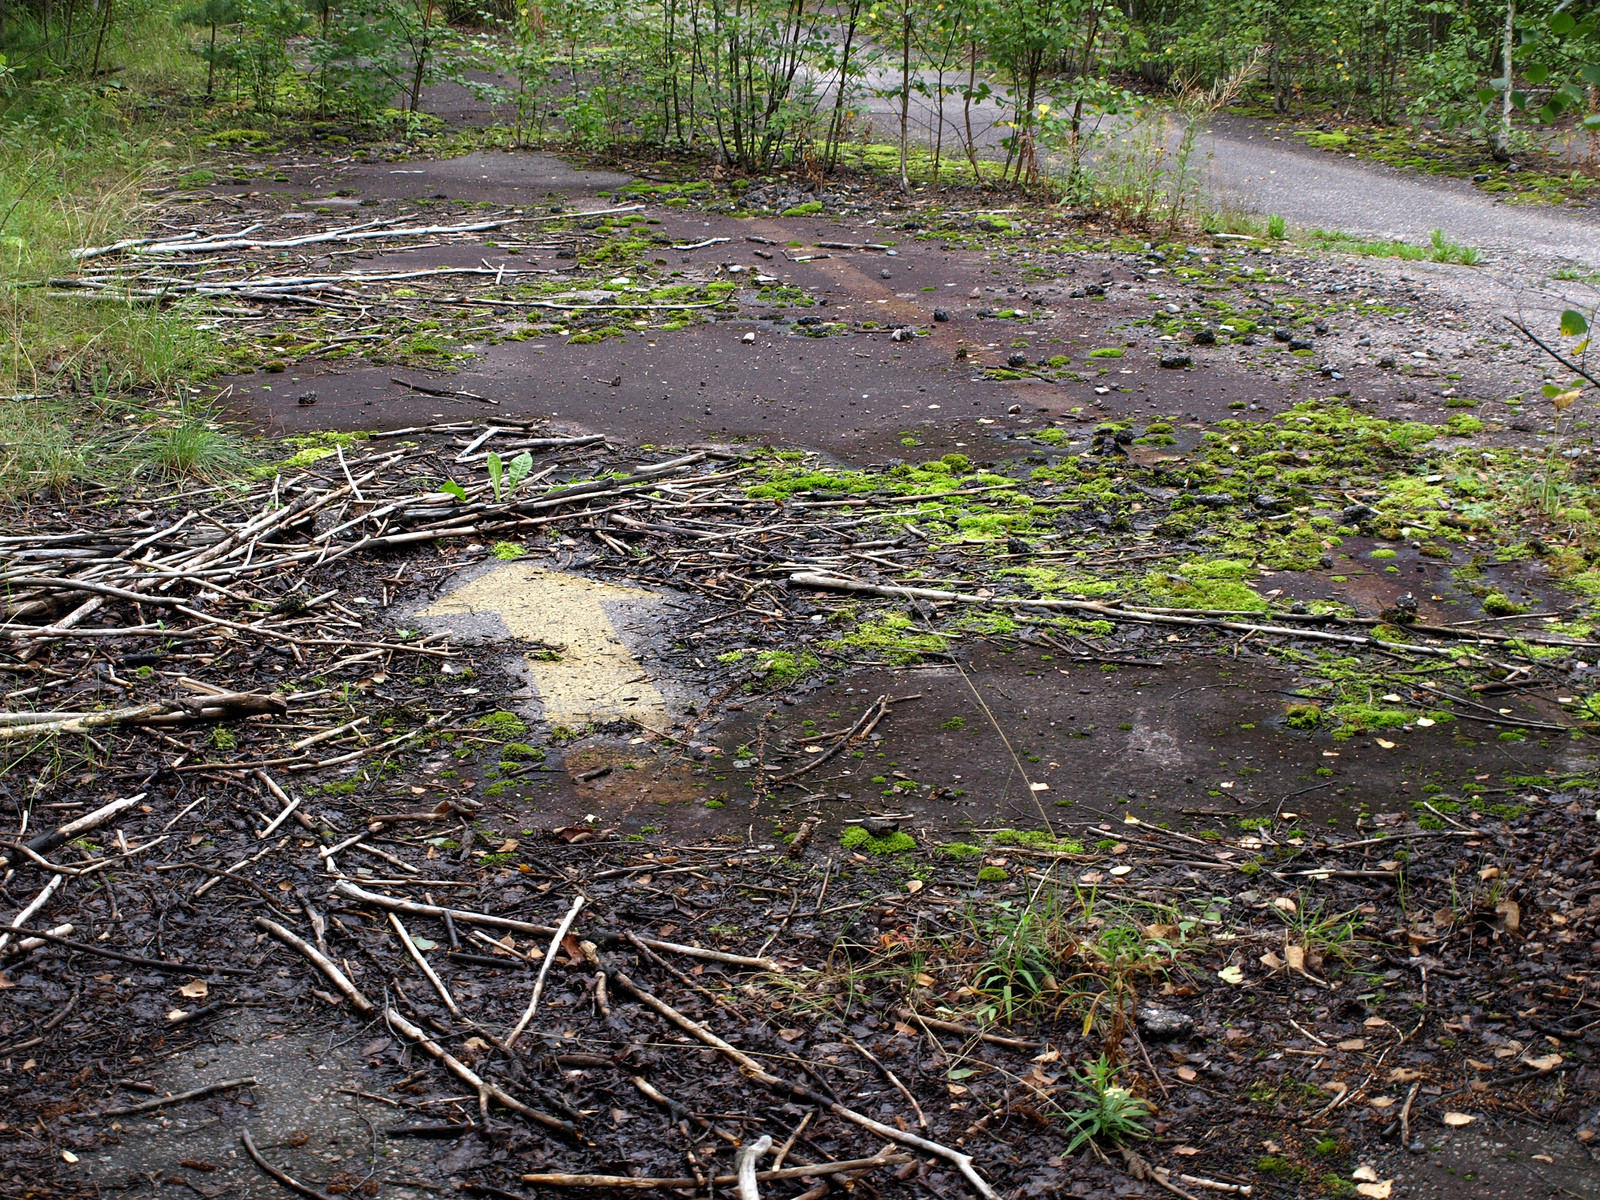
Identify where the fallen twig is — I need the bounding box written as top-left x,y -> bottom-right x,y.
102,1076 -> 257,1116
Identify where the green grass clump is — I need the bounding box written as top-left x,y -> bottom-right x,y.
841,826 -> 916,855
1482,591 -> 1527,616
492,541 -> 526,560
991,829 -> 1084,853
146,411 -> 249,480
977,865 -> 1009,882
476,711 -> 530,737
1144,558 -> 1266,611
828,613 -> 946,664
718,649 -> 819,690
939,841 -> 984,858
1088,347 -> 1125,358
1284,703 -> 1322,729
1304,228 -> 1479,266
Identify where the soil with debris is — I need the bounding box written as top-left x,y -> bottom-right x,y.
3,125 -> 1600,1200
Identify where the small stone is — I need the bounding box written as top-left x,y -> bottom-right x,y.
1195,493 -> 1234,508
1290,601 -> 1308,614
296,391 -> 318,406
1159,353 -> 1192,369
741,331 -> 756,344
1192,328 -> 1216,345
933,308 -> 950,322
1007,404 -> 1023,415
880,269 -> 892,279
1273,327 -> 1293,342
797,315 -> 822,327
1165,303 -> 1181,314
1342,503 -> 1378,523
1288,338 -> 1314,351
860,816 -> 899,836
890,328 -> 912,342
1378,355 -> 1396,368
1314,319 -> 1329,334
1137,1005 -> 1194,1039
1008,353 -> 1029,368
1254,493 -> 1285,511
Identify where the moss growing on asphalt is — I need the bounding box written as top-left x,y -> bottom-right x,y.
841,827 -> 917,854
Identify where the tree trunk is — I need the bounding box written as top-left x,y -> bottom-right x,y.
409,0 -> 434,114
90,0 -> 112,77
898,7 -> 910,192
823,0 -> 860,172
1495,0 -> 1514,160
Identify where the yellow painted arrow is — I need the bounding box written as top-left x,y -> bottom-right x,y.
420,564 -> 669,730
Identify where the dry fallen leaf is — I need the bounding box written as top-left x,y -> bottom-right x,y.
1284,944 -> 1308,972
1174,1145 -> 1200,1156
1364,1017 -> 1391,1028
61,1151 -> 78,1164
1524,1054 -> 1563,1072
1369,1096 -> 1396,1109
1386,1067 -> 1422,1083
1108,865 -> 1133,877
1374,738 -> 1396,749
178,980 -> 208,1000
1032,1048 -> 1061,1063
778,1028 -> 804,1042
1338,1039 -> 1367,1052
905,878 -> 923,893
166,1009 -> 188,1022
1495,899 -> 1521,935
1259,951 -> 1285,971
1355,1182 -> 1393,1199
1176,1067 -> 1197,1082
1217,965 -> 1245,985
1272,897 -> 1298,914
1352,1166 -> 1380,1183
1443,1112 -> 1476,1127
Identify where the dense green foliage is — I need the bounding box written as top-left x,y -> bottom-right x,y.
4,0 -> 1597,169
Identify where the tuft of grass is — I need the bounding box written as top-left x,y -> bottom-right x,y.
143,408 -> 250,481
1305,227 -> 1479,266
1058,1056 -> 1152,1152
0,399 -> 89,495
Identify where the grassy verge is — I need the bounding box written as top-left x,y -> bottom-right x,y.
0,12 -> 253,498
1277,118 -> 1597,206
1303,227 -> 1481,265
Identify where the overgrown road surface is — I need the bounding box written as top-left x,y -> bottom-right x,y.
1200,116 -> 1600,270
6,134 -> 1600,1200
843,79 -> 1600,270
